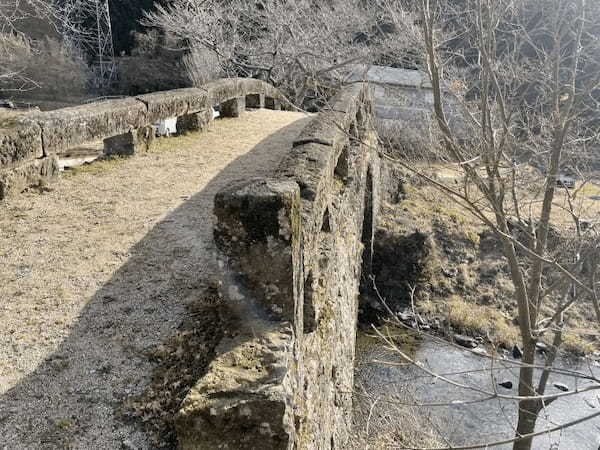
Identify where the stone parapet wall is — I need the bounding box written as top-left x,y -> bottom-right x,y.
184,83 -> 380,449
1,77 -> 381,448
0,78 -> 288,200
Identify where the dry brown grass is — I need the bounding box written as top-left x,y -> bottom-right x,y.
62,155 -> 128,176
0,109 -> 32,120
399,181 -> 484,246
435,296 -> 519,349
428,162 -> 600,229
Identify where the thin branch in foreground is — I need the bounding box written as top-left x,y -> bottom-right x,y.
393,410 -> 600,450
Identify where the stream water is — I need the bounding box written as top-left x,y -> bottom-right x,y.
354,329 -> 600,449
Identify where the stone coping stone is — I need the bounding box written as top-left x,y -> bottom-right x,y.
292,84 -> 366,149
206,78 -> 245,106
278,142 -> 337,203
206,78 -> 289,109
30,98 -> 148,155
214,178 -> 301,322
292,112 -> 349,149
0,116 -> 43,168
325,83 -> 364,116
238,78 -> 267,94
136,88 -> 209,123
238,78 -> 287,101
1,78 -> 290,167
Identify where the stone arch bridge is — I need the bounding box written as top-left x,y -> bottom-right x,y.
0,78 -> 380,449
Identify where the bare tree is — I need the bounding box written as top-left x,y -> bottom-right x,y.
144,0 -> 409,105
0,32 -> 36,90
368,0 -> 600,448
0,0 -> 48,89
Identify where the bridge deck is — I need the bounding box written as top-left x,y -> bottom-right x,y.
0,109 -> 310,448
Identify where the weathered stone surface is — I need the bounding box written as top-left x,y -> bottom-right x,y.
238,77 -> 269,95
206,78 -> 243,107
265,97 -> 282,111
2,78 -> 287,164
240,78 -> 289,108
103,126 -> 156,156
325,84 -> 364,116
348,65 -> 431,89
0,117 -> 43,168
221,96 -> 246,118
214,179 -> 301,322
379,160 -> 407,204
292,85 -> 369,151
6,79 -> 289,163
292,113 -> 349,149
30,98 -> 148,155
176,324 -> 294,450
246,93 -> 266,109
278,142 -> 337,206
136,88 -> 209,124
206,83 -> 381,449
0,155 -> 59,199
176,110 -> 212,134
455,334 -> 478,348
293,128 -> 380,449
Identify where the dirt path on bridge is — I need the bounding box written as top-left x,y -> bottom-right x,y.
0,109 -> 310,449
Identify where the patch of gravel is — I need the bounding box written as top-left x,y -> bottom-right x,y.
0,110 -> 311,449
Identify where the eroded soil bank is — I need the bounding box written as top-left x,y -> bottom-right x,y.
361,162 -> 599,355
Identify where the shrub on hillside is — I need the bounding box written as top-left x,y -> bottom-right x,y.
0,34 -> 89,98
27,38 -> 89,98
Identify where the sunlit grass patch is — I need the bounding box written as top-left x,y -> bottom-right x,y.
562,330 -> 598,356
149,133 -> 203,154
445,296 -> 519,347
577,182 -> 600,197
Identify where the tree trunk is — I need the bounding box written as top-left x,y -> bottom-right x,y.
513,399 -> 539,450
513,342 -> 540,450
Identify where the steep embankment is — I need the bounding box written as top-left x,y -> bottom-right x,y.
362,162 -> 599,355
